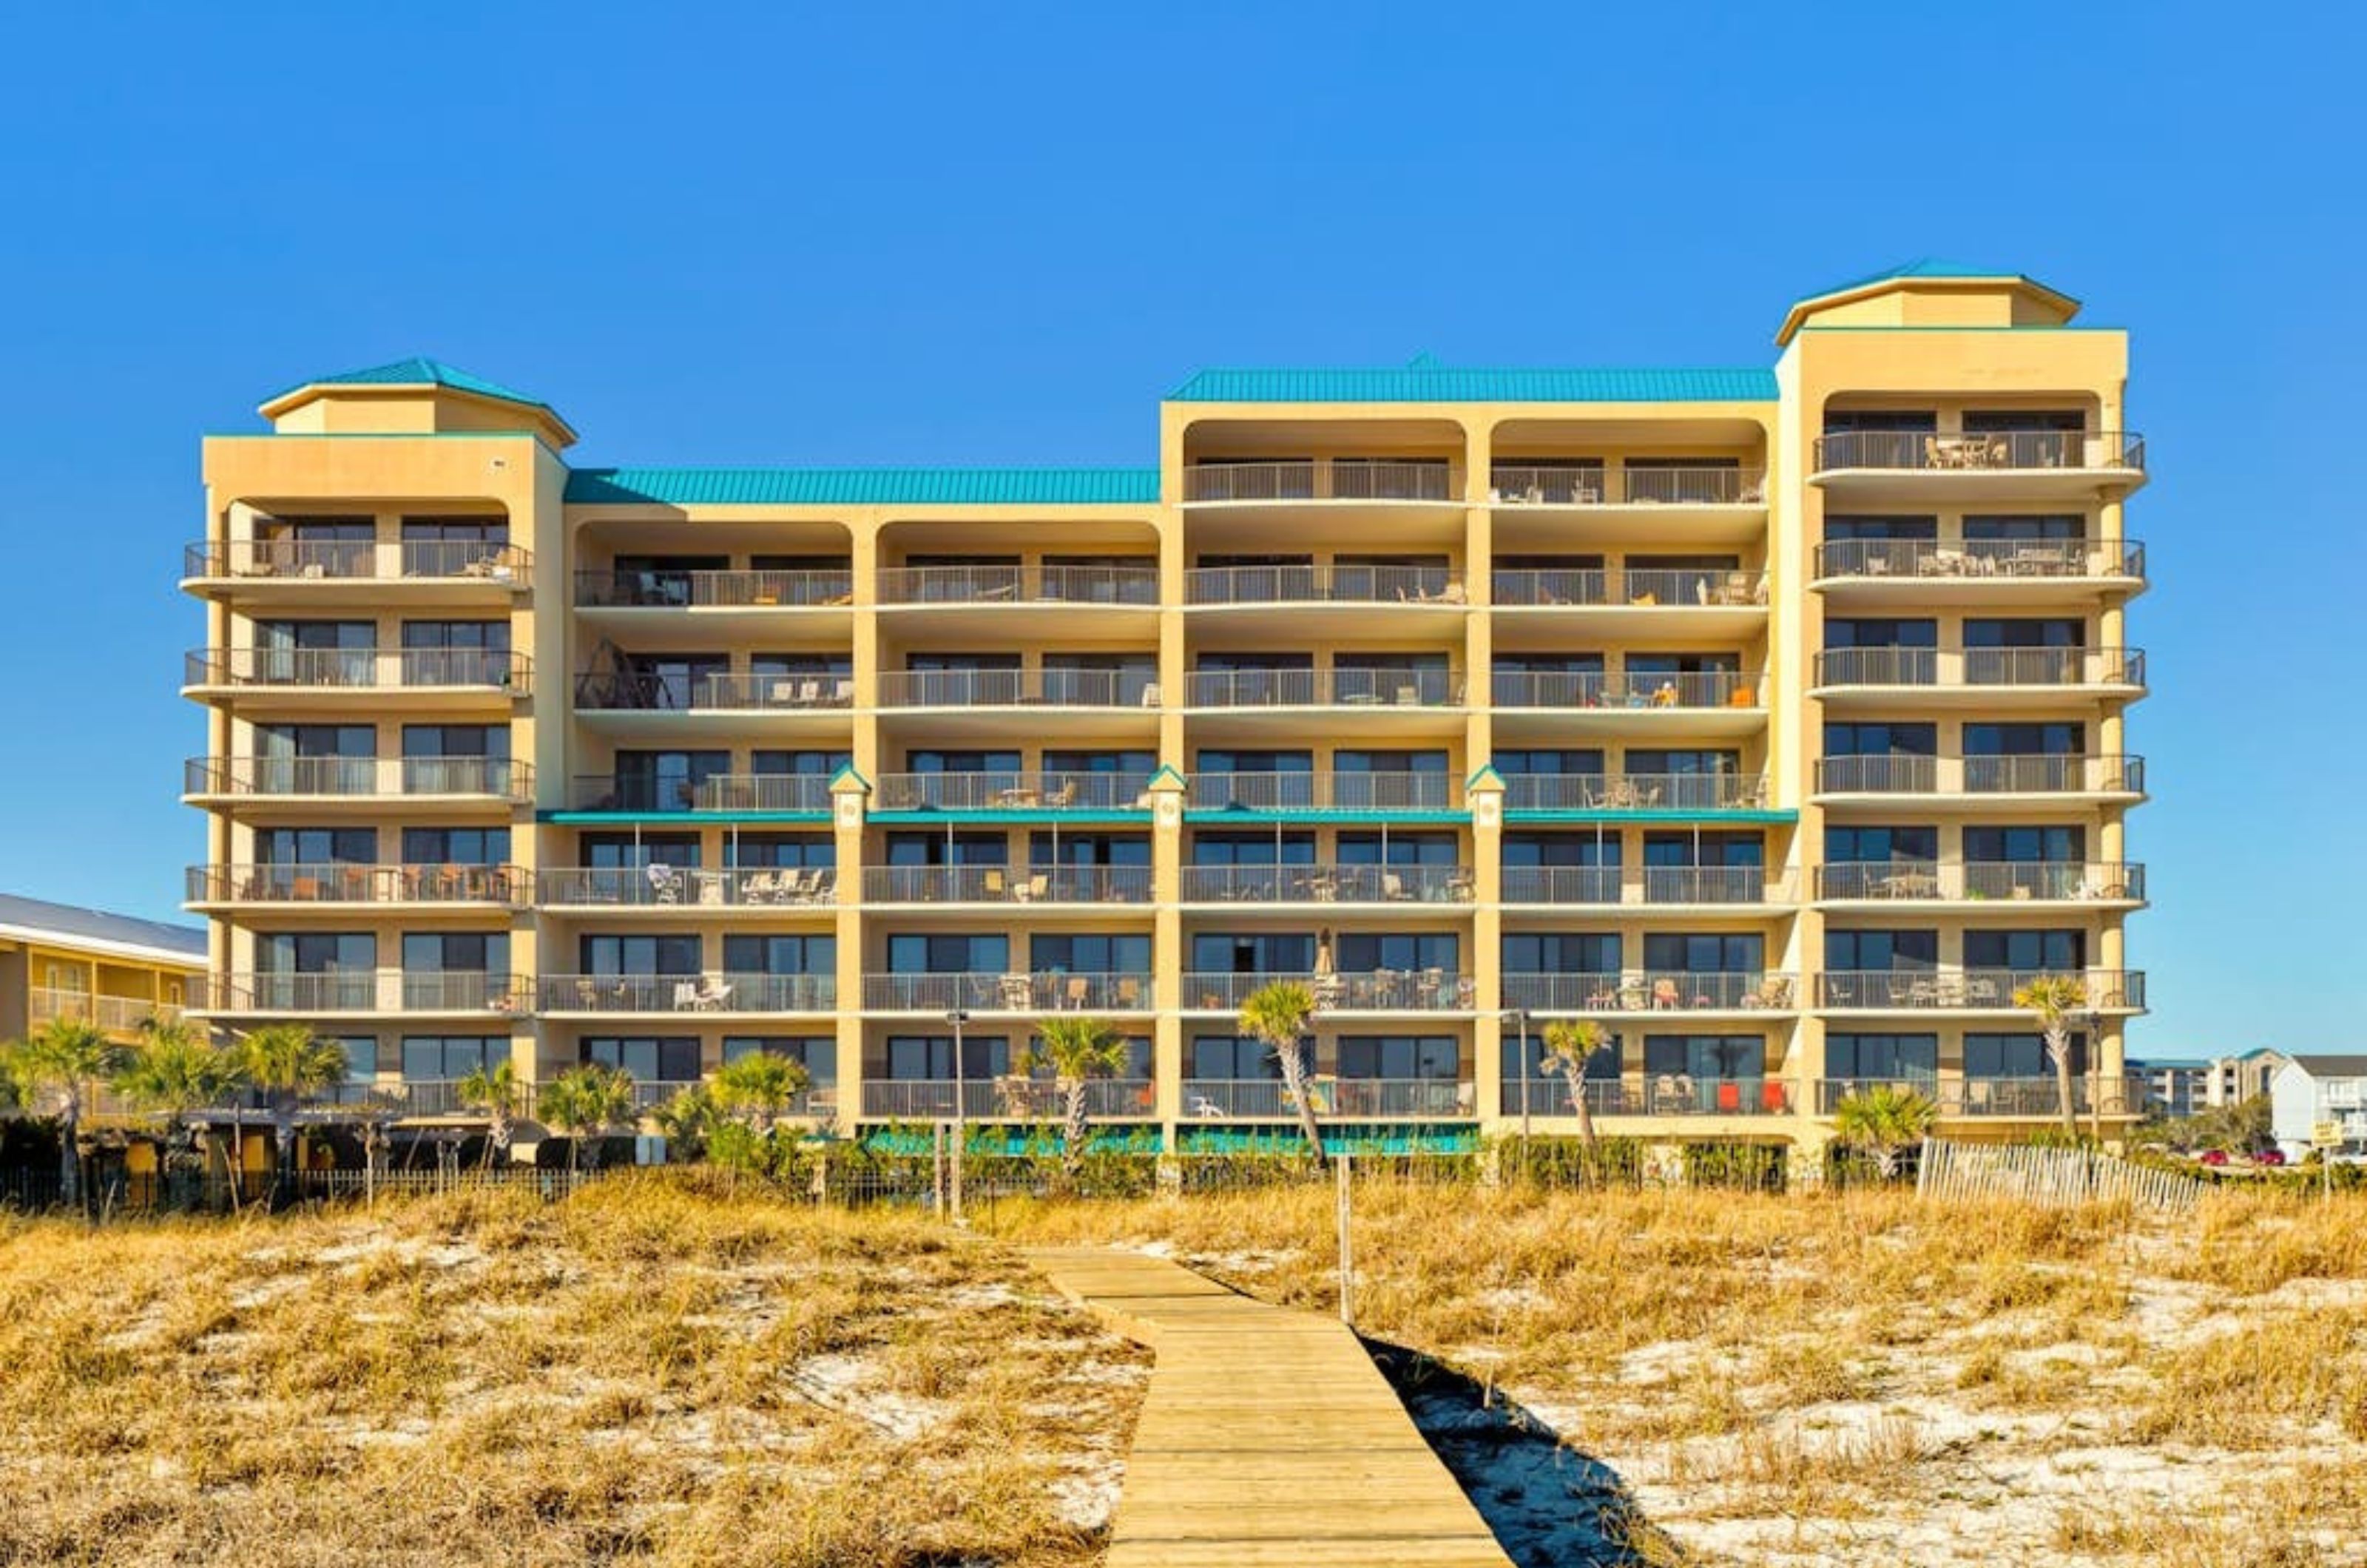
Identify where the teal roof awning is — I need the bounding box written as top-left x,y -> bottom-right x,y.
1166,365 -> 1775,404
566,467 -> 1161,507
280,357 -> 553,411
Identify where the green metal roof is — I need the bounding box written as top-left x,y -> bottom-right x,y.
566,467 -> 1162,506
1166,365 -> 1775,404
280,357 -> 553,410
1817,258 -> 2035,294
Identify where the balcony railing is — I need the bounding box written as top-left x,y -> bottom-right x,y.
1488,465 -> 1766,506
1814,970 -> 2145,1010
1811,646 -> 2144,690
1493,668 -> 1762,709
861,972 -> 1153,1012
1814,1076 -> 2148,1118
537,865 -> 838,908
1183,972 -> 1475,1011
204,972 -> 527,1014
1812,430 -> 2145,475
1183,460 -> 1458,504
1182,1078 -> 1476,1118
860,1079 -> 1157,1120
183,538 -> 530,584
1503,1078 -> 1794,1116
1187,771 -> 1458,812
1184,668 -> 1463,708
1497,866 -> 1794,904
871,771 -> 1153,812
537,973 -> 837,1013
1811,754 -> 2145,797
573,671 -> 855,711
185,647 -> 530,694
568,773 -> 834,812
28,988 -> 182,1033
875,564 -> 1159,606
184,756 -> 533,802
187,863 -> 524,905
861,865 -> 1152,905
574,568 -> 852,608
1184,564 -> 1465,607
1178,864 -> 1474,905
1501,772 -> 1769,811
1491,567 -> 1769,608
1812,538 -> 2146,583
877,669 -> 1158,709
1501,972 -> 1797,1012
1814,862 -> 2145,903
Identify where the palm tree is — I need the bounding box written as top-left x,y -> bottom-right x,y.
237,1022 -> 351,1203
1832,1084 -> 1939,1180
1240,980 -> 1323,1166
1538,1018 -> 1609,1160
2012,973 -> 2089,1138
652,1083 -> 717,1162
456,1058 -> 521,1170
1,1018 -> 124,1207
711,1051 -> 811,1137
112,1020 -> 243,1206
538,1064 -> 638,1177
1016,1016 -> 1130,1184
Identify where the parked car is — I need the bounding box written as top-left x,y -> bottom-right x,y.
2199,1149 -> 2230,1167
2255,1148 -> 2287,1167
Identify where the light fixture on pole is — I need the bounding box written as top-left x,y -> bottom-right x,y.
1502,1007 -> 1531,1146
946,1008 -> 971,1222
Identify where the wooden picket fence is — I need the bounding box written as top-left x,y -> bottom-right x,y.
1915,1137 -> 2207,1214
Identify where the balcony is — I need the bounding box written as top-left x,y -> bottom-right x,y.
1505,1078 -> 1795,1118
861,972 -> 1152,1013
1488,465 -> 1766,508
183,756 -> 533,808
186,862 -> 524,908
1499,865 -> 1797,908
567,773 -> 834,814
1813,969 -> 2145,1013
574,567 -> 853,609
1814,1075 -> 2148,1118
1186,771 -> 1459,814
573,671 -> 854,714
1184,667 -> 1464,710
537,865 -> 838,910
200,972 -> 527,1016
1178,864 -> 1474,906
537,973 -> 837,1014
184,648 -> 530,707
1493,667 -> 1765,737
876,564 -> 1160,608
871,771 -> 1154,814
877,669 -> 1159,714
860,1079 -> 1157,1121
860,865 -> 1152,906
1182,1078 -> 1476,1119
1182,459 -> 1461,507
28,988 -> 182,1035
1811,538 -> 2146,602
1490,567 -> 1769,634
1501,971 -> 1797,1013
1810,646 -> 2144,706
1182,971 -> 1475,1013
1814,861 -> 2145,907
1809,430 -> 2147,501
1811,754 -> 2145,806
1184,564 -> 1467,610
181,538 -> 530,595
1501,771 -> 1770,814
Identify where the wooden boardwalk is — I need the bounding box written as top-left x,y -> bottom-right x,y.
1026,1247 -> 1513,1567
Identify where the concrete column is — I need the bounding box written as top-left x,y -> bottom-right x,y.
829,768 -> 871,1130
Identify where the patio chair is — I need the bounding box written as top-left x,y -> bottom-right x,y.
998,973 -> 1034,1010
1064,976 -> 1091,1010
1382,871 -> 1407,901
745,871 -> 782,903
1188,1093 -> 1226,1118
1044,780 -> 1078,808
981,868 -> 1007,900
1650,978 -> 1681,1010
693,979 -> 732,1010
646,864 -> 681,905
672,980 -> 703,1010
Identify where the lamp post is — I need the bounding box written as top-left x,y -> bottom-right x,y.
1503,1007 -> 1532,1153
946,1008 -> 970,1223
2079,1007 -> 2104,1146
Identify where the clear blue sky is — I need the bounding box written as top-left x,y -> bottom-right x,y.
1,2 -> 2358,1054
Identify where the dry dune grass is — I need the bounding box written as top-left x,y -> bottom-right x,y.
0,1174 -> 1148,1567
995,1183 -> 2367,1567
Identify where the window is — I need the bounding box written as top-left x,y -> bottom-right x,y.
403,724 -> 508,759
885,1035 -> 1010,1080
1502,1028 -> 1621,1084
723,1036 -> 837,1084
1030,831 -> 1149,868
886,933 -> 1009,973
1041,748 -> 1156,778
1824,516 -> 1937,541
257,827 -> 377,865
1626,748 -> 1740,775
1502,834 -> 1620,868
1501,933 -> 1619,973
752,748 -> 851,777
1644,831 -> 1761,868
1826,825 -> 1938,862
1962,930 -> 2085,970
579,934 -> 701,976
401,621 -> 509,652
1643,933 -> 1763,973
1823,723 -> 1937,757
615,750 -> 732,810
884,831 -> 1007,867
1825,1034 -> 1938,1081
1029,933 -> 1152,973
402,932 -> 506,973
1190,933 -> 1316,973
1963,618 -> 2084,649
1963,514 -> 2083,542
1962,722 -> 2083,757
1823,410 -> 1937,433
1962,825 -> 2084,863
1336,1036 -> 1459,1079
1191,832 -> 1317,867
1335,749 -> 1448,773
399,1036 -> 504,1080
1189,1035 -> 1286,1079
1965,1032 -> 2087,1078
1336,832 -> 1457,868
1825,618 -> 1938,649
1194,748 -> 1313,774
620,652 -> 729,709
910,749 -> 1022,775
256,932 -> 374,973
1825,930 -> 1938,970
258,723 -> 375,760
1334,932 -> 1459,971
580,832 -> 700,870
1642,1035 -> 1766,1080
402,827 -> 511,865
727,834 -> 834,870
721,934 -> 835,975
584,1036 -> 702,1082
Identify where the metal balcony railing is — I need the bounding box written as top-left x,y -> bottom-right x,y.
572,671 -> 855,711
877,668 -> 1158,709
1500,772 -> 1769,811
1184,564 -> 1465,606
1492,667 -> 1762,709
204,972 -> 527,1014
1181,1078 -> 1476,1118
1498,866 -> 1624,904
1502,1078 -> 1796,1116
537,973 -> 837,1013
1962,754 -> 2146,794
1813,970 -> 2145,1010
1814,1076 -> 2149,1118
870,771 -> 1154,812
861,972 -> 1154,1013
183,538 -> 530,583
1500,972 -> 1797,1012
1490,567 -> 1769,608
1184,667 -> 1464,708
860,1079 -> 1157,1120
1812,430 -> 2145,474
185,647 -> 530,694
1497,866 -> 1793,904
1183,459 -> 1458,504
860,865 -> 1152,905
1814,862 -> 2145,902
187,863 -> 523,905
1811,646 -> 2144,689
1186,771 -> 1458,812
1811,537 -> 2146,582
1178,864 -> 1474,904
28,988 -> 181,1033
1182,972 -> 1476,1011
875,564 -> 1160,606
567,773 -> 835,812
1488,465 -> 1766,506
573,568 -> 853,608
184,756 -> 533,801
537,865 -> 837,908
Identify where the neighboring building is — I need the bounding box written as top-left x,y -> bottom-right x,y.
2197,1047 -> 2286,1109
2128,1057 -> 2207,1119
183,263 -> 2148,1158
0,892 -> 206,1045
2269,1056 -> 2367,1159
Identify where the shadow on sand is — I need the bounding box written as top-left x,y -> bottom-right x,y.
1365,1340 -> 1701,1567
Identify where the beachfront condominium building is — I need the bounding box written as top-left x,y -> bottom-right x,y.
0,893 -> 206,1047
183,262 -> 2147,1160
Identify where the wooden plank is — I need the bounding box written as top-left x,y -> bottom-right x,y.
1027,1247 -> 1513,1568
